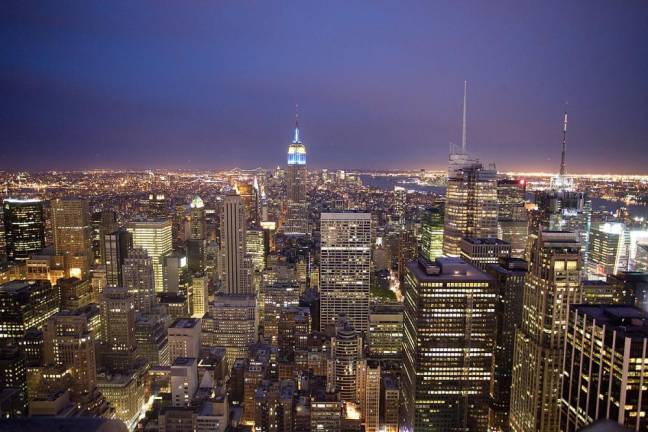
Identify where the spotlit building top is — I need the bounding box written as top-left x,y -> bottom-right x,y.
287,118 -> 306,166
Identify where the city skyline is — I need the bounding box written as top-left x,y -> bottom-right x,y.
2,2 -> 648,173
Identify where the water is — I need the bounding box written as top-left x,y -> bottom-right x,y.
360,175 -> 648,218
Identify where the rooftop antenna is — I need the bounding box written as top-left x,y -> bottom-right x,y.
461,80 -> 467,153
293,104 -> 300,143
560,104 -> 568,176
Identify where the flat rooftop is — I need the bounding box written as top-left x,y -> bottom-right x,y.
572,304 -> 648,339
170,318 -> 200,329
407,257 -> 493,283
462,237 -> 510,246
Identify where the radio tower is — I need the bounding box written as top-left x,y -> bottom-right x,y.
559,111 -> 568,177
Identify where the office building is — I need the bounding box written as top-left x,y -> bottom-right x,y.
51,198 -> 92,278
497,179 -> 526,220
191,273 -> 208,318
443,163 -> 498,257
0,280 -> 59,341
607,272 -> 648,313
171,357 -> 198,408
210,293 -> 258,365
419,205 -> 444,262
263,280 -> 300,345
168,318 -> 201,364
581,279 -> 623,304
135,314 -> 169,367
43,310 -> 97,398
356,359 -> 380,432
122,247 -> 155,314
485,257 -> 528,432
329,318 -> 363,403
0,346 -> 27,417
588,222 -> 630,279
367,303 -> 403,359
219,193 -> 249,294
509,231 -> 582,432
57,277 -> 91,310
382,376 -> 399,432
459,237 -> 511,271
401,257 -> 496,431
97,369 -> 146,429
163,252 -> 188,294
285,116 -> 309,236
320,213 -> 372,332
310,392 -> 342,432
127,219 -> 173,293
100,286 -> 137,370
92,209 -> 118,266
189,195 -> 206,241
3,198 -> 45,262
103,228 -> 132,287
560,305 -> 648,431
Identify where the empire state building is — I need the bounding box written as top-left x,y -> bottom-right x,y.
284,116 -> 309,235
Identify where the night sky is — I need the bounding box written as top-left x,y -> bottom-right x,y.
2,1 -> 647,173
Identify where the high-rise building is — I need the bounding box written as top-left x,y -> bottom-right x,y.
103,229 -> 132,287
560,304 -> 648,431
509,231 -> 582,432
191,273 -> 208,318
51,198 -> 92,278
0,346 -> 27,417
285,115 -> 309,236
320,213 -> 372,332
356,359 -> 380,432
219,194 -> 249,294
485,257 -> 528,432
367,303 -> 403,360
135,314 -> 169,367
210,293 -> 258,365
401,257 -> 496,432
329,318 -> 363,403
419,205 -> 444,262
43,310 -> 97,398
92,209 -> 118,266
606,272 -> 648,313
393,186 -> 407,229
189,196 -> 206,241
0,280 -> 59,341
262,280 -> 300,346
57,277 -> 92,311
588,222 -> 629,279
170,357 -> 197,408
447,81 -> 480,178
443,164 -> 498,257
382,376 -> 399,432
100,286 -> 136,370
496,179 -> 528,259
122,247 -> 155,314
3,198 -> 45,262
127,219 -> 173,293
168,318 -> 201,364
459,237 -> 511,271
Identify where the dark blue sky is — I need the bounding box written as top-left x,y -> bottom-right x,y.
2,1 -> 647,173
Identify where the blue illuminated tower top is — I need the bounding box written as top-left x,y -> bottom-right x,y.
287,113 -> 306,165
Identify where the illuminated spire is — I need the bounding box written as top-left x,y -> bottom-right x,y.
293,104 -> 301,143
559,109 -> 568,176
461,80 -> 467,152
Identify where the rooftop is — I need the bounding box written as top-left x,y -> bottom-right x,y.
572,304 -> 648,340
170,318 -> 200,329
408,256 -> 493,283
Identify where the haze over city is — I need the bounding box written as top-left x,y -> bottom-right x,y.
2,1 -> 648,173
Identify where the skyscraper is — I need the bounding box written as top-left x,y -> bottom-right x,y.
496,179 -> 528,258
51,198 -> 93,278
127,219 -> 173,293
219,193 -> 250,294
401,257 -> 496,431
3,198 -> 45,262
189,196 -> 206,241
100,286 -> 137,370
103,229 -> 132,287
122,247 -> 155,314
560,304 -> 648,431
485,257 -> 528,432
284,114 -> 309,236
43,310 -> 97,399
0,280 -> 59,341
509,231 -> 582,432
320,213 -> 372,332
443,164 -> 498,257
329,318 -> 363,403
588,222 -> 629,279
419,205 -> 444,262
